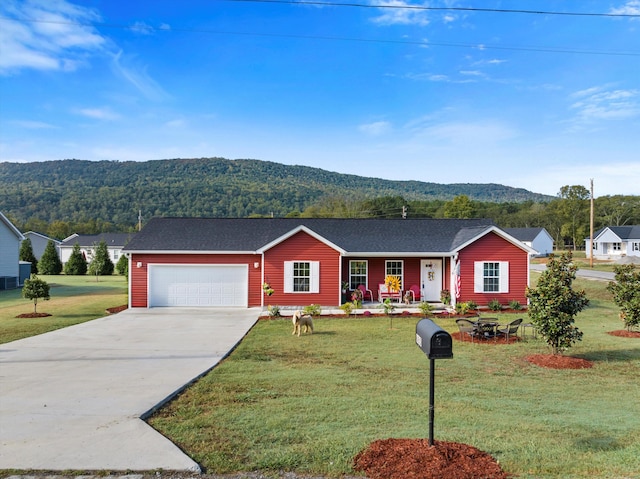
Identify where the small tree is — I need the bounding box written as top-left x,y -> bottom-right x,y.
19,238 -> 38,274
64,243 -> 88,275
88,240 -> 114,281
38,239 -> 62,275
526,252 -> 589,354
115,254 -> 128,276
22,274 -> 50,313
607,265 -> 640,331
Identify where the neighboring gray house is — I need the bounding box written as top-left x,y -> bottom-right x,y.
585,226 -> 640,260
504,227 -> 554,257
0,211 -> 25,289
59,233 -> 136,265
23,231 -> 62,260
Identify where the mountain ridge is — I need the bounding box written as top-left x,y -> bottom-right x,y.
0,157 -> 553,225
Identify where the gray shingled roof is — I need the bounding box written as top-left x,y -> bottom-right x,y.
607,225 -> 640,240
123,217 -> 499,254
60,233 -> 137,248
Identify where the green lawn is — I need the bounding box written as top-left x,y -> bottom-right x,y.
0,274 -> 128,343
149,278 -> 640,479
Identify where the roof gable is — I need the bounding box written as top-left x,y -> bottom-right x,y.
0,212 -> 24,241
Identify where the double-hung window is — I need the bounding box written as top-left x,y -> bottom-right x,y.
474,261 -> 509,293
349,260 -> 368,290
633,242 -> 640,252
612,243 -> 621,251
284,261 -> 320,293
385,260 -> 404,289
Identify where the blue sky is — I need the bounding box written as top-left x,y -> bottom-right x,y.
1,0 -> 639,197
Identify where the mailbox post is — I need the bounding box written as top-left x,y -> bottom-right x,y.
416,319 -> 453,446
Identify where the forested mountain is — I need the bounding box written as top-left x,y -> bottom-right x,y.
1,157 -> 550,227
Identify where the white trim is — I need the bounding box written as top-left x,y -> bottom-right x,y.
284,260 -> 320,293
454,226 -> 537,255
474,261 -> 509,294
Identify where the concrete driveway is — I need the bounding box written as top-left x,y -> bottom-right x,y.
0,308 -> 260,472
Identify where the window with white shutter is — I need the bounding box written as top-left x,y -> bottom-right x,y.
284,261 -> 320,293
474,261 -> 509,293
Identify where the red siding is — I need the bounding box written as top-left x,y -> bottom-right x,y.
458,232 -> 529,306
129,253 -> 263,307
264,231 -> 341,306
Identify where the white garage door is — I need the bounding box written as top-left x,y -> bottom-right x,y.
148,265 -> 248,307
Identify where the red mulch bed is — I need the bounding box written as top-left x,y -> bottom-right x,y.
607,330 -> 640,338
353,438 -> 510,479
15,312 -> 52,318
525,354 -> 593,369
106,304 -> 128,314
451,331 -> 521,345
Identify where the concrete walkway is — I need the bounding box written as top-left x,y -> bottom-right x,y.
0,308 -> 260,472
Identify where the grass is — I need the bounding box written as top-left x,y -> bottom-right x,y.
0,274 -> 128,344
149,277 -> 640,479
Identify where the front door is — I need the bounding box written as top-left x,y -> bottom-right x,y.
421,259 -> 442,302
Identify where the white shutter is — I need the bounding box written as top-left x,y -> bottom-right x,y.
310,261 -> 320,293
474,262 -> 483,293
499,262 -> 509,293
284,261 -> 294,293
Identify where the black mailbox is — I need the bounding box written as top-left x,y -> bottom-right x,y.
416,319 -> 453,359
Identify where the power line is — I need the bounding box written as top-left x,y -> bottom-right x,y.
1,16 -> 639,57
221,0 -> 640,18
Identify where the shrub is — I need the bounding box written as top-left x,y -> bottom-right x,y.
508,300 -> 522,310
466,300 -> 478,310
455,302 -> 470,315
418,301 -> 434,316
488,299 -> 503,311
607,265 -> 640,331
340,302 -> 355,316
19,238 -> 38,274
526,251 -> 588,354
303,304 -> 322,317
267,305 -> 280,317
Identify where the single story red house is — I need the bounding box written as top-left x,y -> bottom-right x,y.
122,217 -> 535,309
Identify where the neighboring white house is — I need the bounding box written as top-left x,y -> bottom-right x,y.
585,225 -> 640,260
23,231 -> 62,260
58,233 -> 136,264
504,227 -> 554,257
0,211 -> 25,289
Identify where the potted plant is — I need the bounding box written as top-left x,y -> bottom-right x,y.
262,282 -> 274,296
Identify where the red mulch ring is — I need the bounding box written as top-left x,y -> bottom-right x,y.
15,312 -> 52,318
353,438 -> 510,479
607,330 -> 640,338
451,331 -> 521,345
525,354 -> 593,369
106,304 -> 128,314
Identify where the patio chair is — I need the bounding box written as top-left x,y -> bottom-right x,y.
407,284 -> 421,303
456,318 -> 477,343
496,318 -> 523,342
357,284 -> 374,303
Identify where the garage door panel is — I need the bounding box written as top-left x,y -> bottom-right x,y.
149,265 -> 248,307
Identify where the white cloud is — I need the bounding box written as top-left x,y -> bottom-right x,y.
609,1 -> 640,16
570,86 -> 640,123
74,107 -> 120,121
358,121 -> 392,136
370,1 -> 430,26
111,50 -> 169,102
130,21 -> 154,35
0,0 -> 106,74
410,120 -> 518,144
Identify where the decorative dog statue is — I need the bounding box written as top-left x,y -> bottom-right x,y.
403,291 -> 412,306
292,310 -> 314,336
